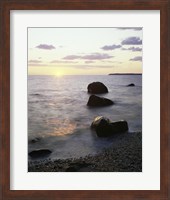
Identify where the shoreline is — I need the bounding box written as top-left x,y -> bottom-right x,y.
28,131 -> 142,172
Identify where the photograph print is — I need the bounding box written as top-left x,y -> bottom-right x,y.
28,27 -> 142,172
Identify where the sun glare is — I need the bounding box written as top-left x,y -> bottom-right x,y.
55,70 -> 64,77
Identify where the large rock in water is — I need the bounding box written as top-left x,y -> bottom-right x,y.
127,83 -> 135,87
87,95 -> 114,107
29,149 -> 52,158
87,82 -> 108,94
91,116 -> 128,137
91,116 -> 111,129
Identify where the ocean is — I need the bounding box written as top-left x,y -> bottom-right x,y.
28,75 -> 142,161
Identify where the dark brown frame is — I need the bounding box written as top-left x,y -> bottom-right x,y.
0,0 -> 169,199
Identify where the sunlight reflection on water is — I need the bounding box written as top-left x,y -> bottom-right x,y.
46,118 -> 77,136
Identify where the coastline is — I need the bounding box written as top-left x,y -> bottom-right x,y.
28,131 -> 142,172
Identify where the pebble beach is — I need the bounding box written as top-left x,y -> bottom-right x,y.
28,131 -> 142,172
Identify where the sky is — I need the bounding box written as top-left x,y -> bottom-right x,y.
28,27 -> 142,76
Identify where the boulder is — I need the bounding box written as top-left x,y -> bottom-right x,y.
91,116 -> 110,129
91,116 -> 128,137
127,83 -> 135,87
87,95 -> 114,107
110,120 -> 129,133
29,149 -> 52,158
87,82 -> 108,94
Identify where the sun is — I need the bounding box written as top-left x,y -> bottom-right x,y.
54,70 -> 64,77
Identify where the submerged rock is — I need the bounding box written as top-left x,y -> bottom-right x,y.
127,83 -> 135,87
29,137 -> 41,144
29,149 -> 52,158
91,116 -> 128,137
87,95 -> 114,107
87,82 -> 108,94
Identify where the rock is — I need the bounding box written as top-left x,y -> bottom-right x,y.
127,83 -> 135,87
91,116 -> 110,129
29,149 -> 52,158
93,117 -> 115,137
87,82 -> 108,94
110,120 -> 129,133
29,137 -> 41,144
91,116 -> 128,137
87,95 -> 114,107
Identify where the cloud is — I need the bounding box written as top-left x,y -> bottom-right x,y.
36,44 -> 55,50
28,60 -> 46,66
50,60 -> 78,64
101,44 -> 121,51
117,27 -> 142,31
71,65 -> 115,69
63,53 -> 113,60
28,60 -> 42,63
85,61 -> 95,64
129,56 -> 142,61
63,55 -> 81,60
28,63 -> 48,67
121,37 -> 142,45
82,53 -> 113,60
122,47 -> 142,52
102,60 -> 122,64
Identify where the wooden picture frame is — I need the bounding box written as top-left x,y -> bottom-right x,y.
0,0 -> 169,199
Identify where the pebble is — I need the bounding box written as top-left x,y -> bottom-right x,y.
28,132 -> 142,172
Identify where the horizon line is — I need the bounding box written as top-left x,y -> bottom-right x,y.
28,73 -> 142,76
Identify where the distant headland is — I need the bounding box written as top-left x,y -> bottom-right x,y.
108,73 -> 142,75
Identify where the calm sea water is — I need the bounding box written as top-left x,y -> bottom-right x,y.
28,75 -> 142,160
